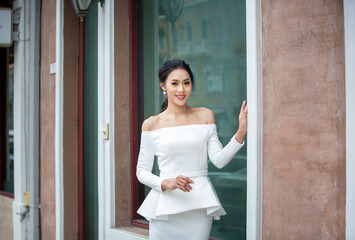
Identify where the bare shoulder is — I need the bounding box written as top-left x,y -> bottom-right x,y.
193,107 -> 216,124
141,116 -> 159,131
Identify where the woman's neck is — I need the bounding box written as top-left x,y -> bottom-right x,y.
164,103 -> 191,117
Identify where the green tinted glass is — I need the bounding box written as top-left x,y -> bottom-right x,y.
2,46 -> 14,194
140,0 -> 246,239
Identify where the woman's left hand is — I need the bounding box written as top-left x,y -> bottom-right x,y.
239,100 -> 248,132
235,100 -> 248,144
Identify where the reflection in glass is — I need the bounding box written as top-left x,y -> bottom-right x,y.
140,0 -> 246,239
2,45 -> 14,194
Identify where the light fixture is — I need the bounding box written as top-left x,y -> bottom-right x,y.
160,0 -> 184,24
70,0 -> 91,21
70,0 -> 105,21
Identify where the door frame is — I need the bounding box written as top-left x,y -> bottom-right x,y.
246,0 -> 263,239
344,0 -> 355,238
97,0 -> 263,239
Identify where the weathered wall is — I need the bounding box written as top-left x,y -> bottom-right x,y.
40,1 -> 78,238
40,0 -> 57,238
114,0 -> 132,227
0,196 -> 13,239
62,1 -> 79,239
262,0 -> 346,239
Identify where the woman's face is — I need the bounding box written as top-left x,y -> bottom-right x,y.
161,68 -> 193,108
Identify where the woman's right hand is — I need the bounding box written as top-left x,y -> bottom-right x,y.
161,175 -> 194,192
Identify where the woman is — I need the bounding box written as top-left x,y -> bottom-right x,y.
136,59 -> 248,240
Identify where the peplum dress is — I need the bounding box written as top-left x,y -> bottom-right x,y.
136,124 -> 244,240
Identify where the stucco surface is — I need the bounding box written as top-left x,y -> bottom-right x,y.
114,0 -> 132,227
40,1 -> 79,238
262,0 -> 346,239
0,196 -> 13,239
40,0 -> 57,239
62,1 -> 79,238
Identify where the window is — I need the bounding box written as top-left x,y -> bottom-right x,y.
159,27 -> 166,51
172,24 -> 178,49
201,18 -> 209,40
186,21 -> 193,42
0,45 -> 14,195
137,0 -> 247,239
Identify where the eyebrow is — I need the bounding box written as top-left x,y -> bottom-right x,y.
171,78 -> 191,81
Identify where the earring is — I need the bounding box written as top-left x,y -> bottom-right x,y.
163,90 -> 166,95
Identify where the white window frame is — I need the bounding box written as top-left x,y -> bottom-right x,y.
246,0 -> 263,239
12,1 -> 33,239
344,0 -> 355,239
97,0 -> 263,239
55,0 -> 64,239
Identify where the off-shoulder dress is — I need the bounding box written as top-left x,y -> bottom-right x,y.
136,124 -> 244,240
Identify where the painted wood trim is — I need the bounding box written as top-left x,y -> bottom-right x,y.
78,20 -> 85,240
246,0 -> 263,239
12,1 -> 32,239
0,191 -> 14,198
97,2 -> 105,239
55,0 -> 64,239
97,1 -> 148,239
132,220 -> 149,230
344,0 -> 355,239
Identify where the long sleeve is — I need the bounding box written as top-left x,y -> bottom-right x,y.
136,131 -> 164,192
137,124 -> 231,221
207,125 -> 244,169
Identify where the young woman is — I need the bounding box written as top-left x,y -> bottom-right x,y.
136,59 -> 248,240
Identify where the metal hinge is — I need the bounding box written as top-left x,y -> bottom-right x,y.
12,9 -> 21,42
13,9 -> 20,24
13,32 -> 19,41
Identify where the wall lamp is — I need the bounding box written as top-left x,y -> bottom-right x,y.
160,0 -> 184,24
70,0 -> 105,21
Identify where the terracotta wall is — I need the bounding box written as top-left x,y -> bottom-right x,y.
62,1 -> 79,238
40,0 -> 57,238
114,0 -> 132,227
0,196 -> 13,239
40,1 -> 78,239
262,0 -> 346,239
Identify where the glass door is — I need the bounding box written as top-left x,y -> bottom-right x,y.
83,3 -> 98,240
138,0 -> 247,239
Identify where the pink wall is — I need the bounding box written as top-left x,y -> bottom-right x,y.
62,1 -> 79,238
40,0 -> 57,238
262,0 -> 346,239
114,0 -> 132,226
40,1 -> 78,238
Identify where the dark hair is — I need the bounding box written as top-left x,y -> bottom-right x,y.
158,59 -> 194,112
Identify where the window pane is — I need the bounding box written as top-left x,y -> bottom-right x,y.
1,46 -> 14,194
4,63 -> 14,193
139,0 -> 246,238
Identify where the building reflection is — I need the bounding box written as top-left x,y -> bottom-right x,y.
154,0 -> 247,238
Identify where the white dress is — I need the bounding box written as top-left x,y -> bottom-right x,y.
136,124 -> 244,240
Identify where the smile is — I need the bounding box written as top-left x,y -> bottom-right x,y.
176,95 -> 185,100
